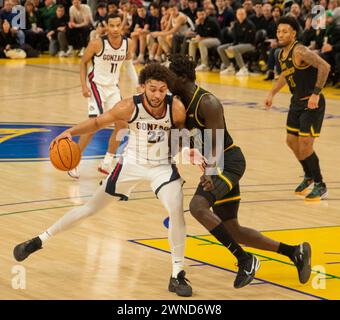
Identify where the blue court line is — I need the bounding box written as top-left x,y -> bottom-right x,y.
128,239 -> 326,300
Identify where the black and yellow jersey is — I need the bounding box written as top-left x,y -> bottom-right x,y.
278,41 -> 318,101
185,86 -> 234,151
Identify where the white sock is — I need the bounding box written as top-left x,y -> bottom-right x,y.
103,152 -> 114,164
172,261 -> 184,278
39,231 -> 51,244
157,179 -> 186,279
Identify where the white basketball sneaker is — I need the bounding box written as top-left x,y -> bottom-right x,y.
68,166 -> 80,179
98,156 -> 119,175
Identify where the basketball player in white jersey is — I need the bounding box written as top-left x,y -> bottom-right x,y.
70,13 -> 139,179
13,64 -> 193,297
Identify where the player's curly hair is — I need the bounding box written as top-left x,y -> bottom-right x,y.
139,62 -> 174,87
277,16 -> 300,33
168,54 -> 197,82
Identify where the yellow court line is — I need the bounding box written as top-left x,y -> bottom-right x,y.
134,226 -> 340,300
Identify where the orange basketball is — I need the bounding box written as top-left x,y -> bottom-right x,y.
49,138 -> 81,171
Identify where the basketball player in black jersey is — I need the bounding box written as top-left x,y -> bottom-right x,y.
265,16 -> 330,202
169,54 -> 312,288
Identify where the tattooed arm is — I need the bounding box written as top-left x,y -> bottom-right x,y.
294,45 -> 330,109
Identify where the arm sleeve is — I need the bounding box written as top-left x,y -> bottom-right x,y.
123,59 -> 139,88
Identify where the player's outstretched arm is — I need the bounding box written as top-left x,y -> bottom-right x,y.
51,99 -> 135,147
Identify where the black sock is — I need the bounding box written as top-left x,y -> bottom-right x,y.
210,223 -> 248,260
277,242 -> 296,259
299,159 -> 312,178
304,152 -> 323,183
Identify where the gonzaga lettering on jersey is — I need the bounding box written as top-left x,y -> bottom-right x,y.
88,35 -> 128,87
125,93 -> 174,165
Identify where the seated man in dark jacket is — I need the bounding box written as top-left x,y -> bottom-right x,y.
188,7 -> 221,71
217,7 -> 256,76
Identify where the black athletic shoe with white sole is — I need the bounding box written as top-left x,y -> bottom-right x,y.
290,242 -> 312,284
13,237 -> 42,262
234,253 -> 260,289
168,270 -> 192,297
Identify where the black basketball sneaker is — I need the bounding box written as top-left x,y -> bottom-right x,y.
234,253 -> 260,289
168,270 -> 192,297
290,242 -> 312,284
13,237 -> 42,262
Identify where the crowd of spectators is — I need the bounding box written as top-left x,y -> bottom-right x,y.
1,0 -> 340,87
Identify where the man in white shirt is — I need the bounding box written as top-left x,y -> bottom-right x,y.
68,0 -> 94,56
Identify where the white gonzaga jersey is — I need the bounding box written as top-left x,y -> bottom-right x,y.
125,93 -> 174,165
88,36 -> 128,86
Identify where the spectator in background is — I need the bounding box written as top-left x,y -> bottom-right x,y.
183,0 -> 197,23
38,0 -> 57,31
242,0 -> 255,18
68,0 -> 94,57
263,6 -> 282,80
215,0 -> 235,29
130,5 -> 151,64
188,6 -> 221,71
227,0 -> 242,13
48,4 -> 71,56
150,2 -> 171,61
332,0 -> 340,26
218,7 -> 256,76
152,3 -> 194,58
262,4 -> 276,38
289,3 -> 305,28
301,0 -> 313,19
203,0 -> 216,16
0,19 -> 23,58
108,0 -> 118,14
0,18 -> 39,58
89,2 -> 108,40
250,1 -> 265,30
122,1 -> 138,37
319,11 -> 340,88
32,0 -> 44,10
94,2 -> 108,22
179,0 -> 189,12
147,2 -> 161,62
0,0 -> 25,46
24,0 -> 46,52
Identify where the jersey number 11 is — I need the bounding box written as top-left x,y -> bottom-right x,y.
111,63 -> 118,74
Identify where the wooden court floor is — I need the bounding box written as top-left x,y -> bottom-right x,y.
0,57 -> 339,300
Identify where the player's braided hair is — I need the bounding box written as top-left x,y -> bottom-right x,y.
168,54 -> 197,82
139,62 -> 174,87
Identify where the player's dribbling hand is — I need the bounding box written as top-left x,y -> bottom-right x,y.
82,86 -> 91,98
200,175 -> 215,191
264,93 -> 273,110
307,94 -> 319,109
49,131 -> 72,149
